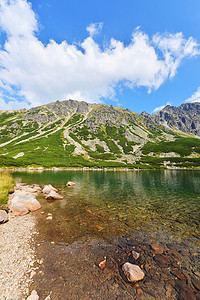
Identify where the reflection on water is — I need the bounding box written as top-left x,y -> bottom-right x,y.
12,170 -> 200,299
12,170 -> 200,244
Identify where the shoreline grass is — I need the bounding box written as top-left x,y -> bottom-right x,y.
0,172 -> 15,206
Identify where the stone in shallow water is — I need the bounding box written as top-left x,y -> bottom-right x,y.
151,243 -> 164,254
42,184 -> 58,194
132,250 -> 140,260
192,277 -> 200,291
66,181 -> 76,187
99,257 -> 106,269
0,210 -> 8,223
45,191 -> 63,200
122,262 -> 145,282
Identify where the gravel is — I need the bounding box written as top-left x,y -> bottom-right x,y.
0,214 -> 37,300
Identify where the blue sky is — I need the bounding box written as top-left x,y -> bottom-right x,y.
0,0 -> 200,113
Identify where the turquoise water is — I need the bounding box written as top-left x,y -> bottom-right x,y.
11,170 -> 200,299
12,169 -> 200,243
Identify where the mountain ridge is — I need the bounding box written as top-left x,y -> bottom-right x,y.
1,100 -> 200,169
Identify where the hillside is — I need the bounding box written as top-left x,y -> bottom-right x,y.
1,100 -> 200,169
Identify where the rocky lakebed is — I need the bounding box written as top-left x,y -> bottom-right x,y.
0,178 -> 200,299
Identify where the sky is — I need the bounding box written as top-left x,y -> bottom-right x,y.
0,0 -> 200,113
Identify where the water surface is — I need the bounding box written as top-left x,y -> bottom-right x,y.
12,170 -> 200,299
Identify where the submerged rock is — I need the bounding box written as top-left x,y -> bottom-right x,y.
99,257 -> 107,269
45,191 -> 63,200
0,210 -> 8,223
122,262 -> 145,282
66,181 -> 76,187
132,250 -> 140,260
42,184 -> 58,194
151,243 -> 164,254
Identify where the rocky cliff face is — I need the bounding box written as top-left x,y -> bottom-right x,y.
147,103 -> 200,136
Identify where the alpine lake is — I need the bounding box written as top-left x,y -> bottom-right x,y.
12,169 -> 200,299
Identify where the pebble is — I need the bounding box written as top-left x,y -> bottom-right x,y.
27,290 -> 39,300
30,271 -> 36,278
46,216 -> 53,220
99,257 -> 107,269
132,250 -> 140,260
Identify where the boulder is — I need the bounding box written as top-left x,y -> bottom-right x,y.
11,203 -> 29,216
11,194 -> 41,212
66,181 -> 76,187
0,210 -> 8,223
42,184 -> 58,194
45,191 -> 63,200
122,262 -> 145,282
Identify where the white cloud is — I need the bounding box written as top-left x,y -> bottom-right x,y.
0,0 -> 199,110
153,102 -> 171,113
185,87 -> 200,103
0,98 -> 29,110
86,22 -> 103,37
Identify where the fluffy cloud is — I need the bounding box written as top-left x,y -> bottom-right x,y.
0,0 -> 199,110
185,87 -> 200,103
153,102 -> 171,113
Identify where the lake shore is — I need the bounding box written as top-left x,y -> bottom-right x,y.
0,213 -> 37,299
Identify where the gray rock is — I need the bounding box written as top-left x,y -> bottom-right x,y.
122,262 -> 145,282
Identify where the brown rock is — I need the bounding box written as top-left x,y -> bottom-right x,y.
192,278 -> 200,291
151,243 -> 164,254
66,181 -> 76,187
154,254 -> 170,267
171,270 -> 186,281
0,210 -> 8,223
165,284 -> 173,298
122,262 -> 145,282
45,191 -> 63,200
99,257 -> 106,269
137,288 -> 143,295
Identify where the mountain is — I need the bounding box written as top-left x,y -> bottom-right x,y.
0,100 -> 200,169
144,103 -> 200,136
